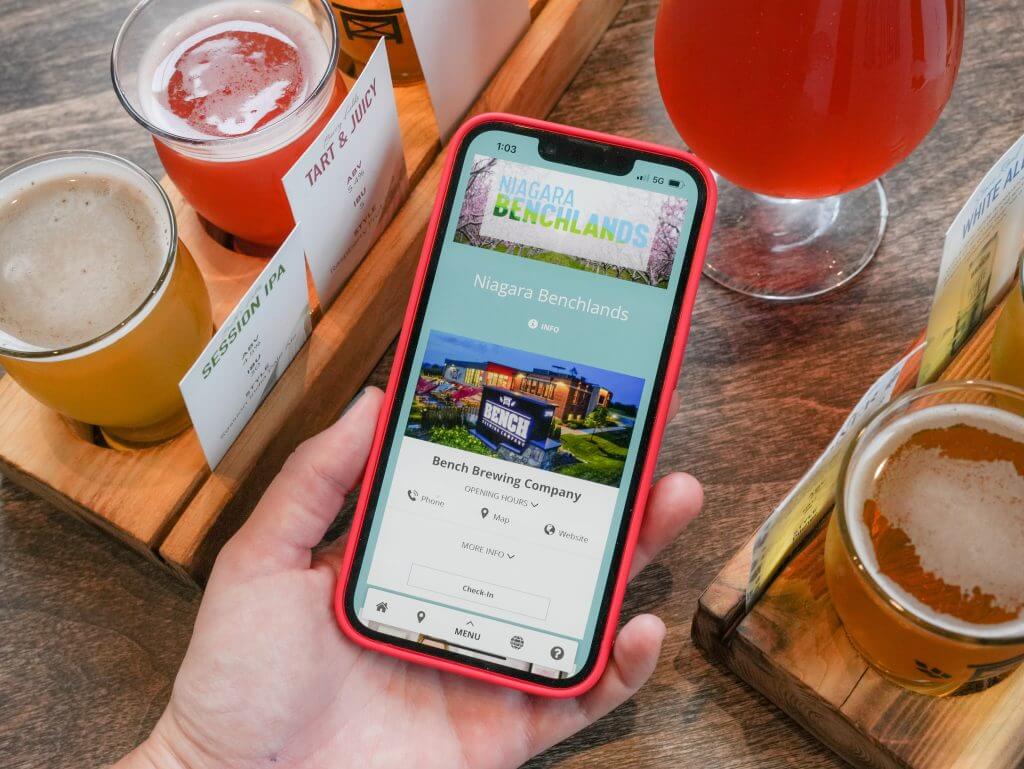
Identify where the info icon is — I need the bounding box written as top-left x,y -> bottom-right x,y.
510,635 -> 525,651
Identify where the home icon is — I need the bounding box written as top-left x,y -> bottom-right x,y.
375,601 -> 388,613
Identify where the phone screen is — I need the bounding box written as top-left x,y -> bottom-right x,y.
345,122 -> 706,687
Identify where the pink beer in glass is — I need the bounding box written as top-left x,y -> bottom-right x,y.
113,0 -> 346,247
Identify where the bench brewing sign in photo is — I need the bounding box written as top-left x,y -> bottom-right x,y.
476,386 -> 554,454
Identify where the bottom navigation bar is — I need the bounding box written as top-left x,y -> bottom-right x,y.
360,587 -> 579,675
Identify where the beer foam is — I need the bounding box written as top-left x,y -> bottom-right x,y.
0,154 -> 169,351
137,0 -> 329,146
846,403 -> 1024,639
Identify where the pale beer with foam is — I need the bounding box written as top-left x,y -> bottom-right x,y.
826,381 -> 1024,695
0,151 -> 212,448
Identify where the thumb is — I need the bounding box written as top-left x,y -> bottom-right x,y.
219,387 -> 384,576
527,614 -> 666,756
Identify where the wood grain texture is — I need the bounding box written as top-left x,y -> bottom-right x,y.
0,0 -> 618,585
158,0 -> 623,583
0,0 -> 1022,767
692,301 -> 1023,769
0,376 -> 206,553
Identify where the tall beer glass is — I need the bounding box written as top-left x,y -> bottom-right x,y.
0,151 -> 212,448
826,381 -> 1024,695
992,256 -> 1024,393
655,0 -> 965,301
112,0 -> 344,248
333,0 -> 424,83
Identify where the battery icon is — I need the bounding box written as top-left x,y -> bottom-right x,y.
668,179 -> 681,188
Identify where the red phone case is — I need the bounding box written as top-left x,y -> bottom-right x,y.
335,112 -> 717,698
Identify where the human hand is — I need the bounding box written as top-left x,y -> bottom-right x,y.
118,387 -> 702,769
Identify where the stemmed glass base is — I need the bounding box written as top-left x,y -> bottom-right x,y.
703,177 -> 888,301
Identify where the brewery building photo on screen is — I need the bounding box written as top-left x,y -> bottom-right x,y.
405,330 -> 645,487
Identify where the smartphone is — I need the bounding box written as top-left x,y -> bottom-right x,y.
336,113 -> 715,697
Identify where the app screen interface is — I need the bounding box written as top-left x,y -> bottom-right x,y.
352,130 -> 700,679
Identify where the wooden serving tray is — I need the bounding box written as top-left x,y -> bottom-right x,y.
0,0 -> 624,585
692,300 -> 1024,769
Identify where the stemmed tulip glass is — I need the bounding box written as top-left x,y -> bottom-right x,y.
655,0 -> 965,301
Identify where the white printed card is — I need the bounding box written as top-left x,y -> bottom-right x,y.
283,39 -> 407,306
404,0 -> 530,140
180,227 -> 311,468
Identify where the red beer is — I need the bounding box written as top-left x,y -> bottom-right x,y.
114,0 -> 345,247
655,0 -> 965,198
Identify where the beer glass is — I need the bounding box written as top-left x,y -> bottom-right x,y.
0,151 -> 212,449
992,256 -> 1024,393
826,381 -> 1024,695
111,0 -> 344,248
655,0 -> 965,300
333,1 -> 424,83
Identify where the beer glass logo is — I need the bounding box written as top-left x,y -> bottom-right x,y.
914,659 -> 952,680
335,4 -> 404,44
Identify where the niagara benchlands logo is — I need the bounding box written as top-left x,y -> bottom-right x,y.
455,155 -> 688,288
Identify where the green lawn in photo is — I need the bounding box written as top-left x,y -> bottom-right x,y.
426,426 -> 493,456
557,431 -> 630,485
411,413 -> 633,487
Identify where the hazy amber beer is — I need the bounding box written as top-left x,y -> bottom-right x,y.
825,381 -> 1024,695
992,256 -> 1024,393
0,151 -> 212,448
333,1 -> 423,83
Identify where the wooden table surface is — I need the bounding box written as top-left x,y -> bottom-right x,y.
1,1 -> 1020,766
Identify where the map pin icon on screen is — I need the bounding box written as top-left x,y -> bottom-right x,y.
481,507 -> 489,518
416,610 -> 426,623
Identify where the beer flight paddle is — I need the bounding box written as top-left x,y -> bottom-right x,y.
0,0 -> 623,583
693,296 -> 1024,769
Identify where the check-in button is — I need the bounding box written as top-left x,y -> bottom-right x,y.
407,563 -> 550,620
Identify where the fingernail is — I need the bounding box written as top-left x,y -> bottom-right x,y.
341,387 -> 367,418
